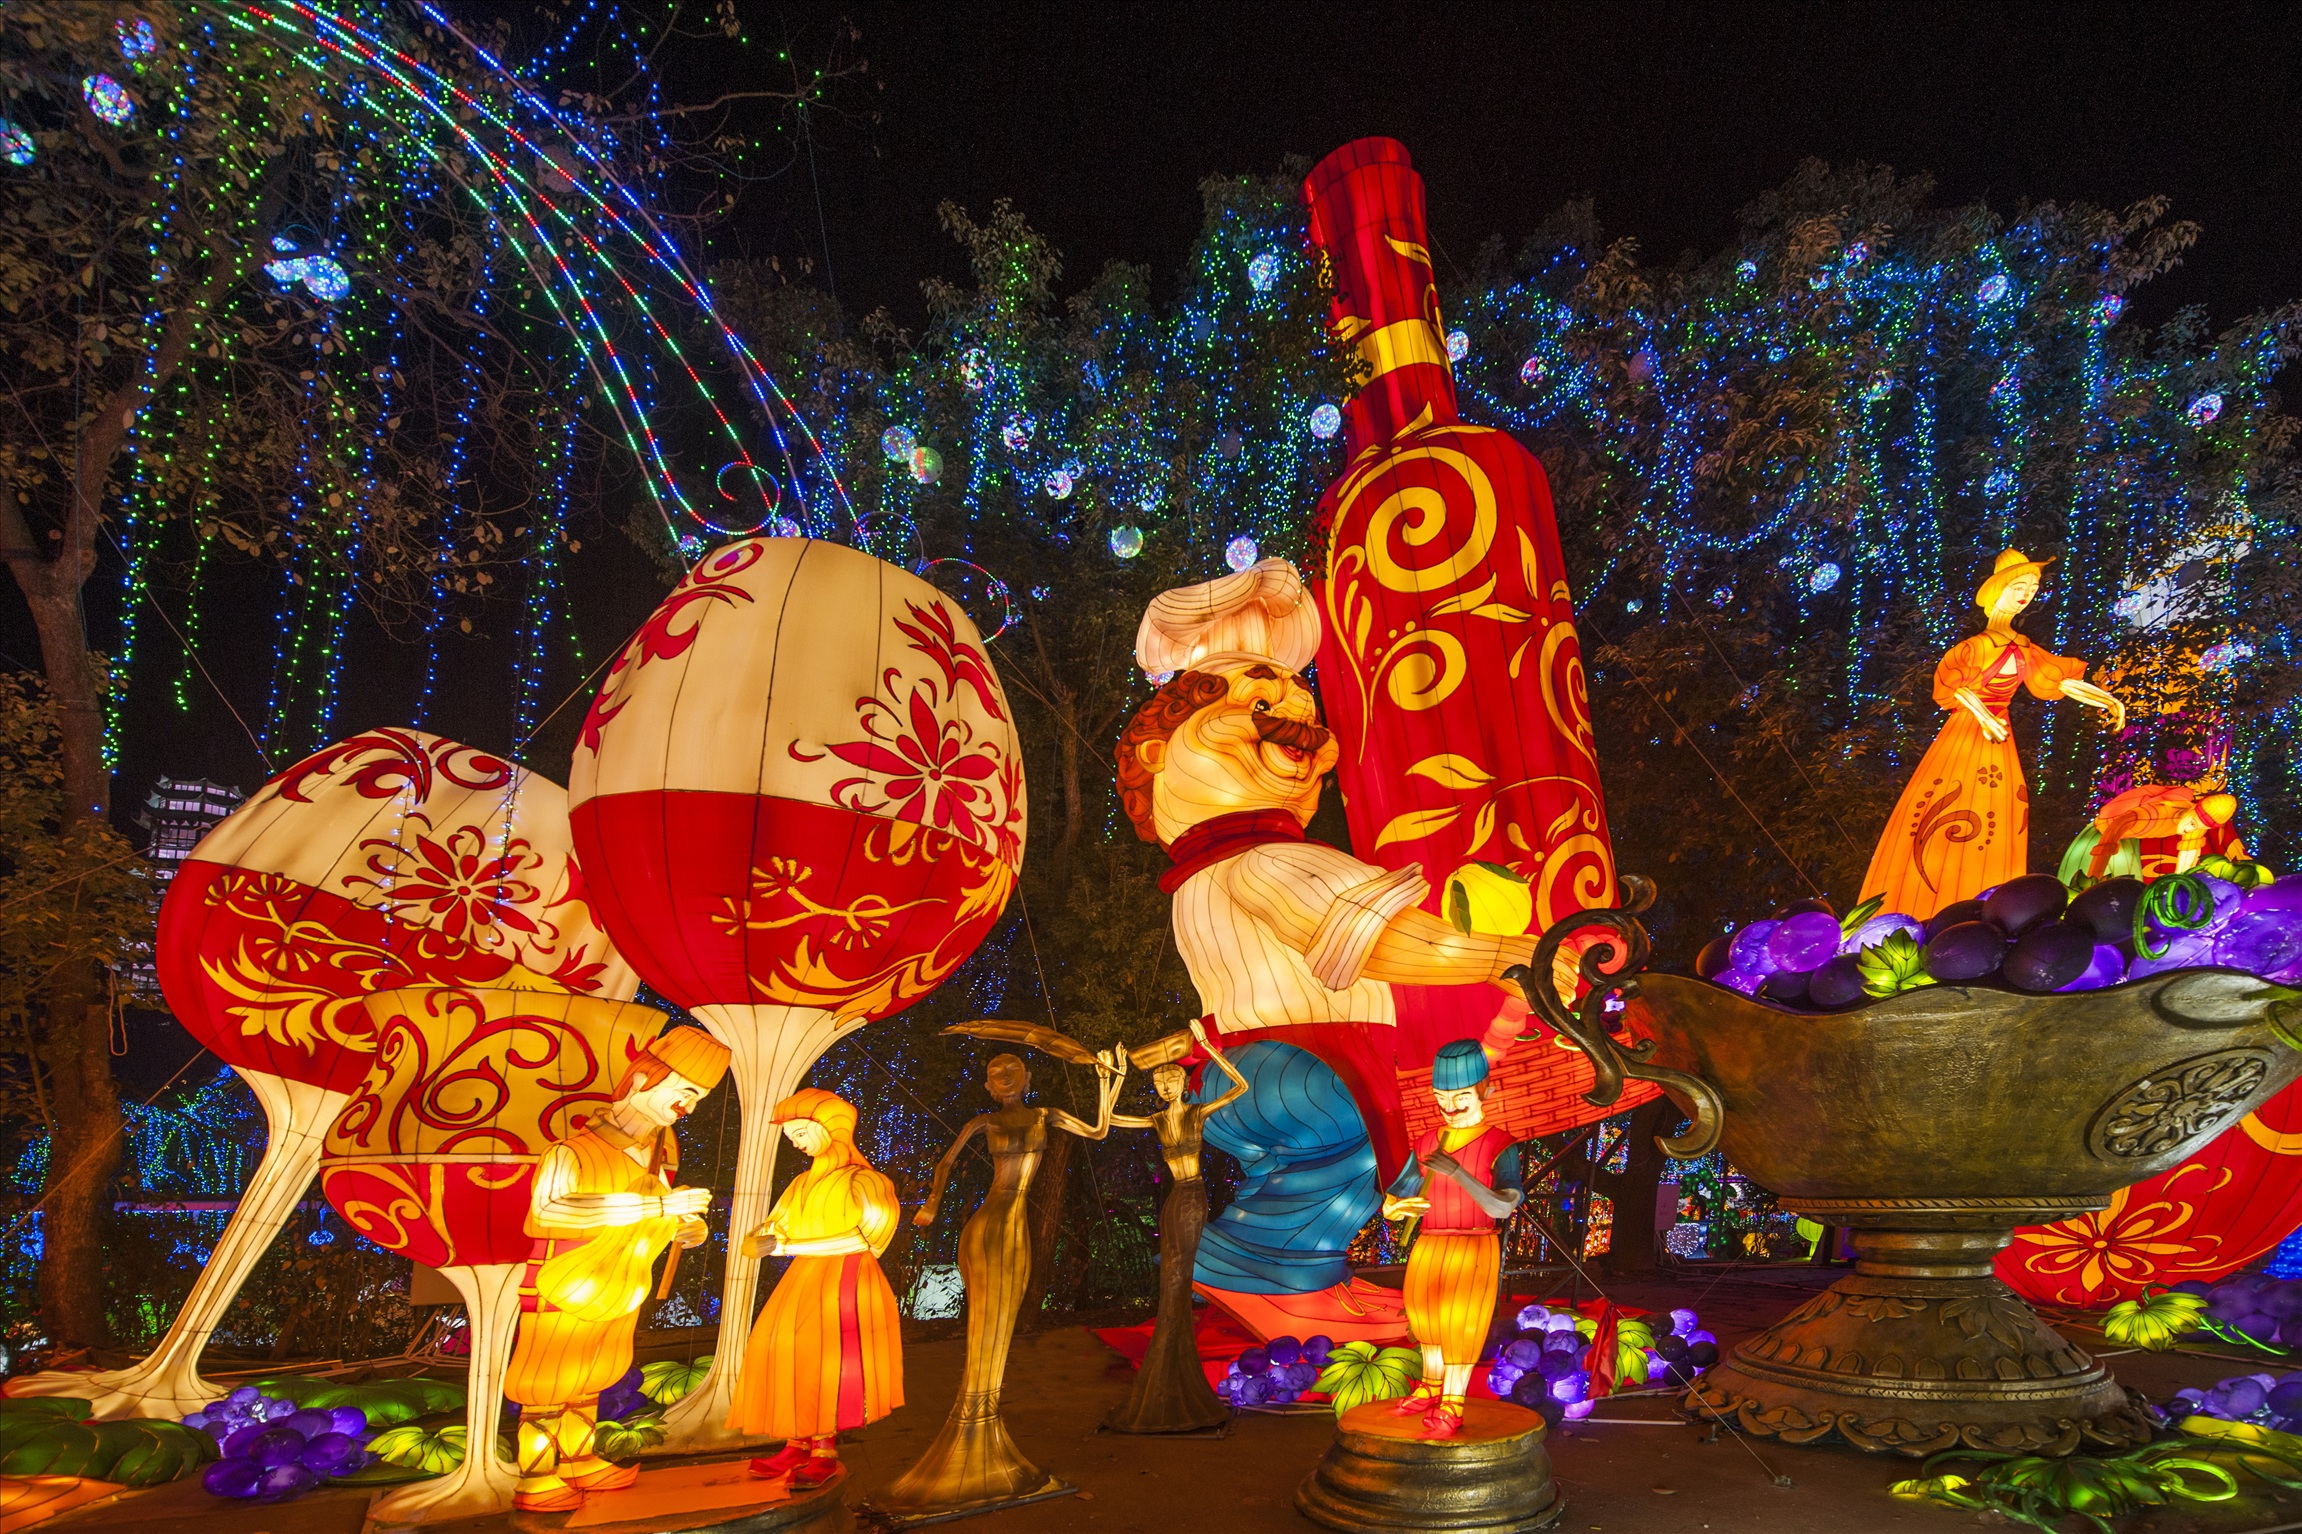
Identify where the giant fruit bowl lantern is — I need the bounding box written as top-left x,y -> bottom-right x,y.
569,536 -> 1025,1445
322,986 -> 668,1523
2,730 -> 634,1419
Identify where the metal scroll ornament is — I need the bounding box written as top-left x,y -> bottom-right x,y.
1502,875 -> 1724,1161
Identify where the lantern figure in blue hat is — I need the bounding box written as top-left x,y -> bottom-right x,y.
1380,1037 -> 1524,1438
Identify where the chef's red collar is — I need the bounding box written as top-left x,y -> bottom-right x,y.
1158,809 -> 1306,892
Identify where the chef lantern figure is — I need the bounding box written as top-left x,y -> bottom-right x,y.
503,1026 -> 730,1512
1119,560 -> 1543,1329
1379,1039 -> 1523,1438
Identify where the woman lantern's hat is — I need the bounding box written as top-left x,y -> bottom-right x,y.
1432,1038 -> 1492,1093
637,1026 -> 733,1091
1976,549 -> 2055,612
1136,558 -> 1322,677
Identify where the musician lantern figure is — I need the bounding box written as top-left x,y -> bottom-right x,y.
1378,1040 -> 1523,1439
502,1026 -> 730,1513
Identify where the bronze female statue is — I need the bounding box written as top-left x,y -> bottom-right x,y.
1099,1019 -> 1250,1432
874,1047 -> 1122,1514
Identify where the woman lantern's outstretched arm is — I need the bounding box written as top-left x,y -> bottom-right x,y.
1191,1020 -> 1250,1114
1048,1053 -> 1127,1141
913,1114 -> 990,1228
2059,676 -> 2126,731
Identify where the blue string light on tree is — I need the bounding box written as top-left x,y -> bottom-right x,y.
115,16 -> 158,59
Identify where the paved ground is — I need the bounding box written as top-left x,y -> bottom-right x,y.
40,1267 -> 2302,1534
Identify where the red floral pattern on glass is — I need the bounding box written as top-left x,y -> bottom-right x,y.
580,541 -> 766,753
791,604 -> 1021,864
273,728 -> 513,804
340,818 -> 546,949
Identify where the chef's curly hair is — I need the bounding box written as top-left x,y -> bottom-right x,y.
1116,670 -> 1230,845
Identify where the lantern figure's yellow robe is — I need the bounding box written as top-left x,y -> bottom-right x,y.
728,1097 -> 904,1440
503,1122 -> 685,1409
1861,632 -> 2086,921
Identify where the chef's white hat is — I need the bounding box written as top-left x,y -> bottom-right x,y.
1135,559 -> 1322,676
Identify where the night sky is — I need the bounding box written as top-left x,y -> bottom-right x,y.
12,1 -> 2302,822
759,4 -> 2302,333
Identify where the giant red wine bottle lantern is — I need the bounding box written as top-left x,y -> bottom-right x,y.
1302,138 -> 1618,1073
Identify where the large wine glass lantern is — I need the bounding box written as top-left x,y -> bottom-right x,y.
569,537 -> 1025,1444
3,730 -> 633,1419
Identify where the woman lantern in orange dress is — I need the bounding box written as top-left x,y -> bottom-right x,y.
731,1089 -> 903,1489
1860,550 -> 2125,920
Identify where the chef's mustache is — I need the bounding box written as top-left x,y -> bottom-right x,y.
1254,715 -> 1332,755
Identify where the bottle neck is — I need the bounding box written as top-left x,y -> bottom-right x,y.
1341,338 -> 1459,452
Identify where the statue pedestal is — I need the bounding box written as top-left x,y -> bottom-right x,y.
1295,1400 -> 1562,1534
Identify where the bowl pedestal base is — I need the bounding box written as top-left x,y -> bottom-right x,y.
1683,1204 -> 2155,1458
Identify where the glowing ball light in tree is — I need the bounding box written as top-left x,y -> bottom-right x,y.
568,536 -> 1025,1445
2,731 -> 632,1421
321,987 -> 667,1523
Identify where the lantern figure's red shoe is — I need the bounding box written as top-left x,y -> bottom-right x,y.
1419,1401 -> 1465,1440
789,1455 -> 843,1490
749,1442 -> 812,1480
1389,1386 -> 1440,1416
513,1483 -> 585,1513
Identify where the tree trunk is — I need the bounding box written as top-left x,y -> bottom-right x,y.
13,560 -> 123,1355
36,986 -> 121,1352
1,215 -> 250,1356
1594,1100 -> 1673,1278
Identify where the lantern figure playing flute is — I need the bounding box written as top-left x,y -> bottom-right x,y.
502,1026 -> 729,1512
730,1090 -> 904,1489
1379,1039 -> 1523,1439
